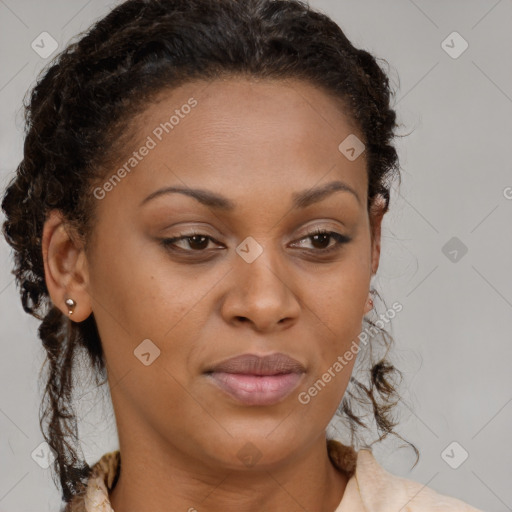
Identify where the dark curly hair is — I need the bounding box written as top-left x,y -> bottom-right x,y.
1,0 -> 417,504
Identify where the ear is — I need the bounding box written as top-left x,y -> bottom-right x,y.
368,193 -> 387,276
362,194 -> 387,316
41,209 -> 92,322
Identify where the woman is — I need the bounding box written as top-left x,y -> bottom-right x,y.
1,0 -> 483,510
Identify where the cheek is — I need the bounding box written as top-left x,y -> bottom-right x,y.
87,220 -> 189,332
88,243 -> 218,387
296,278 -> 366,420
87,250 -> 211,426
299,253 -> 370,399
305,256 -> 370,337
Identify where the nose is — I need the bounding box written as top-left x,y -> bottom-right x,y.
220,244 -> 300,333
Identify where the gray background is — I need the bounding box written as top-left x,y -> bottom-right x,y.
1,0 -> 511,510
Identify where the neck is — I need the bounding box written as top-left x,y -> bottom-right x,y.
109,430 -> 348,512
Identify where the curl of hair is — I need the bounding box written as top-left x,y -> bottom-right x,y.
1,0 -> 415,503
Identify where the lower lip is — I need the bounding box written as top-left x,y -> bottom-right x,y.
207,372 -> 304,406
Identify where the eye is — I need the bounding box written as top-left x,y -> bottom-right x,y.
291,228 -> 351,254
160,228 -> 351,257
160,232 -> 223,253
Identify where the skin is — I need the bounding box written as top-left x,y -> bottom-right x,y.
42,77 -> 385,512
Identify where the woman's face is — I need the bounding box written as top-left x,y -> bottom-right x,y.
78,78 -> 383,469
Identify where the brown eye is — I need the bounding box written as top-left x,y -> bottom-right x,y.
183,234 -> 210,250
161,233 -> 220,252
291,229 -> 351,254
309,232 -> 332,250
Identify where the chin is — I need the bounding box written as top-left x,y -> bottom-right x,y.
203,423 -> 309,470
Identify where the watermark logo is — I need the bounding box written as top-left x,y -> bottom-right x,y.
31,32 -> 58,59
338,134 -> 365,161
236,442 -> 263,467
93,97 -> 198,200
31,441 -> 55,469
298,301 -> 403,405
152,97 -> 197,140
236,236 -> 264,263
134,338 -> 161,366
441,236 -> 468,263
441,441 -> 469,469
441,31 -> 469,59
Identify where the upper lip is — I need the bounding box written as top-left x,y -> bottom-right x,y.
205,353 -> 306,376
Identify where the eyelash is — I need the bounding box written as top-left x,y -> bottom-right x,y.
160,228 -> 351,257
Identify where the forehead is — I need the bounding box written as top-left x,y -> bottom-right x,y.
142,76 -> 362,148
97,77 -> 367,211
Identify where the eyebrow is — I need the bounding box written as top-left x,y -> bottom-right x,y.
139,180 -> 361,210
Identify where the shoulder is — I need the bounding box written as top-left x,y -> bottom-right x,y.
327,439 -> 482,512
354,447 -> 482,511
61,450 -> 120,512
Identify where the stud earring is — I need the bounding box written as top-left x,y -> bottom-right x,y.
65,298 -> 77,316
367,294 -> 374,311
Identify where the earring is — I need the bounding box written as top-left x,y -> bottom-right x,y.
366,293 -> 374,311
65,298 -> 77,316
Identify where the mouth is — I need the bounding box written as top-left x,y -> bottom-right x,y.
204,353 -> 306,406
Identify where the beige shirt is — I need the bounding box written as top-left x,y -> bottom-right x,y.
63,439 -> 482,511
